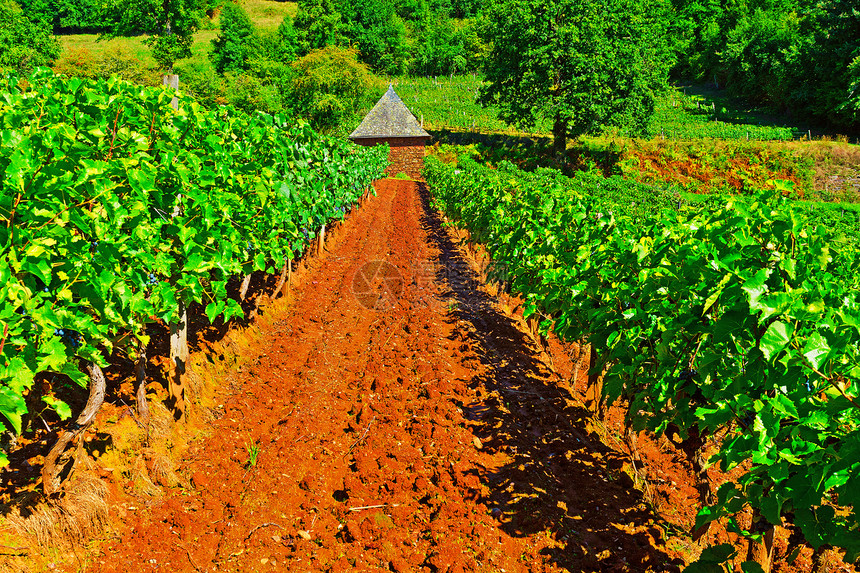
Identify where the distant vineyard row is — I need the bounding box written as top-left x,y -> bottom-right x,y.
0,70 -> 388,475
425,154 -> 860,568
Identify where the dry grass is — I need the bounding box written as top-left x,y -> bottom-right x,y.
58,34 -> 153,66
242,0 -> 297,32
5,475 -> 109,549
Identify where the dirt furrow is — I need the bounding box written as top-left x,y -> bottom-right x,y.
88,179 -> 679,572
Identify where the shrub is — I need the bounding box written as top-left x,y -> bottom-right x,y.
288,46 -> 381,132
53,45 -> 161,85
0,0 -> 61,74
211,3 -> 257,75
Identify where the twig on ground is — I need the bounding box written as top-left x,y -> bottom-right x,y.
244,522 -> 286,542
345,415 -> 376,457
184,546 -> 202,572
348,503 -> 401,512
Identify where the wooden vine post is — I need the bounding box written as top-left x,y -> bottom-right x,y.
747,512 -> 776,573
135,337 -> 149,423
42,363 -> 106,496
165,74 -> 188,423
240,274 -> 252,300
168,303 -> 189,423
587,344 -> 605,416
273,259 -> 290,297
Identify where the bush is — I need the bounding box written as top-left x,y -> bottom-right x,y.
15,0 -> 107,33
411,12 -> 484,75
288,46 -> 381,132
295,0 -> 345,54
211,3 -> 257,75
0,0 -> 60,74
53,45 -> 162,85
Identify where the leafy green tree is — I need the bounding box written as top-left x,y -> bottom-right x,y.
479,0 -> 672,158
721,9 -> 802,106
295,0 -> 344,55
102,0 -> 209,71
412,12 -> 484,75
211,3 -> 256,74
267,16 -> 300,64
795,0 -> 860,125
339,0 -> 408,75
288,46 -> 380,132
15,0 -> 106,33
0,0 -> 60,74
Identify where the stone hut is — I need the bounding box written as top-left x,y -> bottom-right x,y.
349,86 -> 431,180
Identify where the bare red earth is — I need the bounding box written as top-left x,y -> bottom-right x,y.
86,179 -> 681,572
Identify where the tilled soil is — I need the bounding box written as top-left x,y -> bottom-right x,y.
89,179 -> 680,572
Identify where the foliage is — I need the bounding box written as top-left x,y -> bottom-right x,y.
0,0 -> 61,74
424,154 -> 860,566
294,0 -> 344,55
0,69 -> 388,466
211,3 -> 257,75
671,0 -> 860,129
410,12 -> 484,76
52,45 -> 163,86
338,0 -> 409,75
101,0 -> 210,70
478,0 -> 672,155
14,0 -> 106,33
289,46 -> 382,132
261,15 -> 300,65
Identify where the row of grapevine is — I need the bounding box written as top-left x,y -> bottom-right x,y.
0,70 -> 388,483
424,155 -> 860,569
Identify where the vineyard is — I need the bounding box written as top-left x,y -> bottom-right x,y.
0,69 -> 386,491
425,153 -> 860,570
2,67 -> 860,573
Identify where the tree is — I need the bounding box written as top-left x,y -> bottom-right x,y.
412,11 -> 484,75
211,3 -> 256,74
102,0 -> 209,71
338,0 -> 408,75
268,15 -> 300,64
295,0 -> 344,55
15,0 -> 106,33
288,46 -> 380,132
479,0 -> 672,158
0,0 -> 60,74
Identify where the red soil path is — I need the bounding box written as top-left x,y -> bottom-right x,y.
89,179 -> 679,572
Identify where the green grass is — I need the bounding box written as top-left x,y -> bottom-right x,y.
56,0 -> 295,72
393,75 -> 552,135
391,75 -> 807,143
630,87 -> 800,141
58,34 -> 154,65
243,0 -> 297,32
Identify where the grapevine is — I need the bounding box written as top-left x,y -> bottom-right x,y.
425,154 -> 860,565
0,69 -> 387,474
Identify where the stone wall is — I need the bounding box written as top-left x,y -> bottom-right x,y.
354,137 -> 428,180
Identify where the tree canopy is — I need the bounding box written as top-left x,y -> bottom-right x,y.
210,3 -> 256,75
0,0 -> 60,74
289,46 -> 380,132
479,0 -> 671,157
102,0 -> 209,71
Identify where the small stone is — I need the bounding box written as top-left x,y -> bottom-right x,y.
297,530 -> 312,541
260,558 -> 269,565
490,507 -> 502,519
473,437 -> 483,449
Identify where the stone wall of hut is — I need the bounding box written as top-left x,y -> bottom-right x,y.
355,137 -> 428,180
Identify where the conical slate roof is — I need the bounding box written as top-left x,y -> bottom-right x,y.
349,86 -> 430,139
